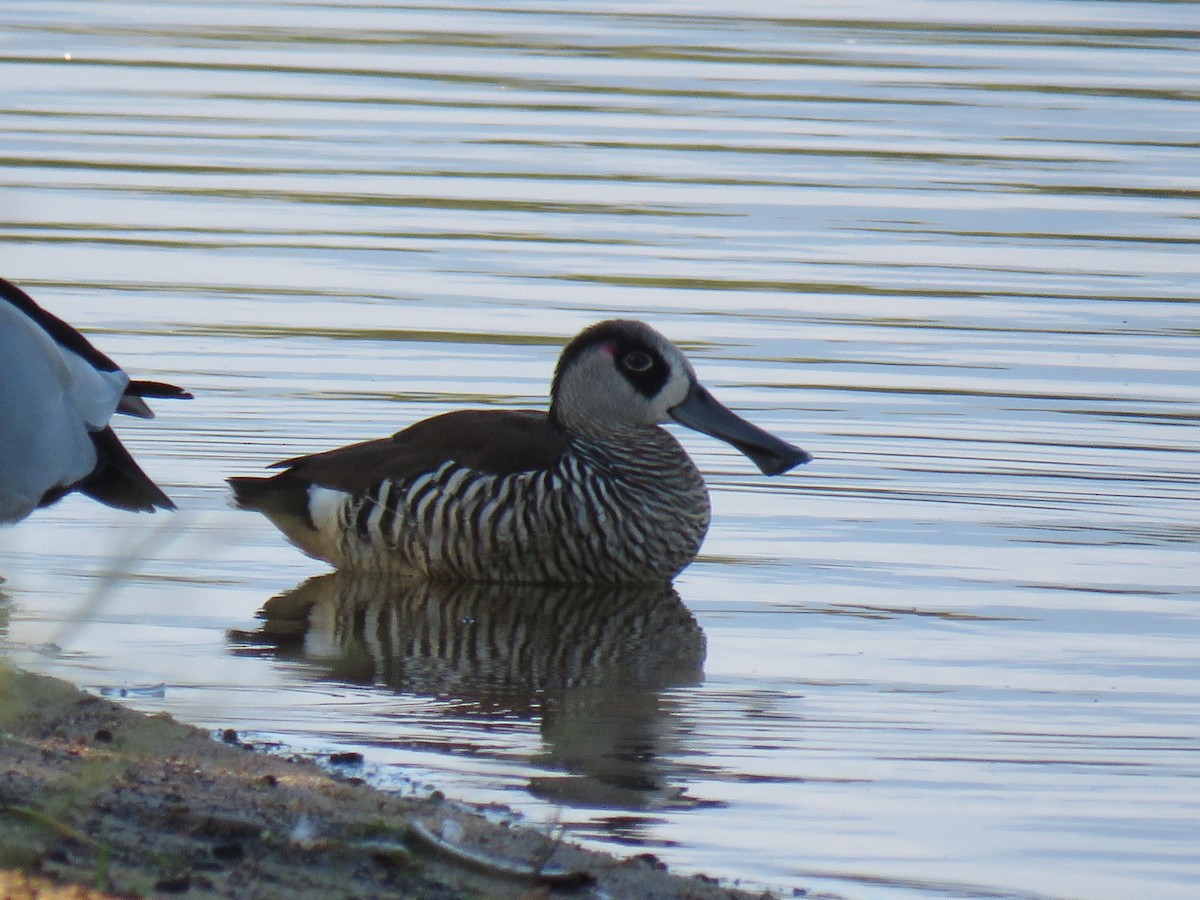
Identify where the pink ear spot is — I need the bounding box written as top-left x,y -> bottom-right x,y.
600,341 -> 616,357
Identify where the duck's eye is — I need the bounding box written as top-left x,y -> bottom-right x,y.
621,351 -> 654,372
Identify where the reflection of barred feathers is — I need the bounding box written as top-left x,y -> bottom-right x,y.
263,574 -> 706,701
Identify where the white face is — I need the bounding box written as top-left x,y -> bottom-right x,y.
551,323 -> 696,431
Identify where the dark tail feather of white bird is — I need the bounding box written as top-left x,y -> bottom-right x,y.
40,426 -> 176,513
118,380 -> 194,418
84,378 -> 193,509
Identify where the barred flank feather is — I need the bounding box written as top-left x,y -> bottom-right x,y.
324,428 -> 709,583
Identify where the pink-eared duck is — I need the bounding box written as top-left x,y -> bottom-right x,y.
229,320 -> 808,583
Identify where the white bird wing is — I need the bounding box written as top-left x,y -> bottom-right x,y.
0,300 -> 126,521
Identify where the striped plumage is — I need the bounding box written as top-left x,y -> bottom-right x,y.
324,428 -> 708,582
229,319 -> 809,584
0,277 -> 191,524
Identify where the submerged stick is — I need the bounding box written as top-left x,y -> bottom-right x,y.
405,819 -> 594,888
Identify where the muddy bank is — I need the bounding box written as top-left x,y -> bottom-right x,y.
0,665 -> 770,899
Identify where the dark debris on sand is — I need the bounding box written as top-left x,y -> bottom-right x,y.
0,666 -> 768,900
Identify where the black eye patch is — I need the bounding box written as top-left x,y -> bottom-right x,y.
614,342 -> 669,398
551,320 -> 672,401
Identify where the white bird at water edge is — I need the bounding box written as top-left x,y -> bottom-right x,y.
0,277 -> 191,526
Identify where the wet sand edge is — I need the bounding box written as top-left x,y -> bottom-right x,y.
0,664 -> 763,899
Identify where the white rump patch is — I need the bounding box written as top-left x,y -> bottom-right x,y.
276,485 -> 353,563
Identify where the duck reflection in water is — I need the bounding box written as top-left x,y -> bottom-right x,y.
233,573 -> 709,817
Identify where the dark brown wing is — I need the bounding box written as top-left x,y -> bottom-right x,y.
270,409 -> 569,495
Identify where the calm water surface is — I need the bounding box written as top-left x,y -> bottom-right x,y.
2,3 -> 1199,898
